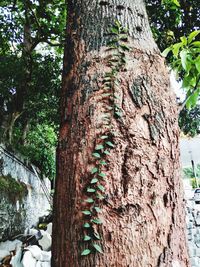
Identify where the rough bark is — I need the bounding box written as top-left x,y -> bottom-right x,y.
52,0 -> 189,266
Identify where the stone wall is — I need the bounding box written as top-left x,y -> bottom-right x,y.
186,201 -> 200,267
0,144 -> 51,241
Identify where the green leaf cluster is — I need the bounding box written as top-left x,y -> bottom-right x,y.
162,31 -> 200,109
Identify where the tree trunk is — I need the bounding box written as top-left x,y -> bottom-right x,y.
20,119 -> 30,145
52,1 -> 189,266
1,112 -> 22,144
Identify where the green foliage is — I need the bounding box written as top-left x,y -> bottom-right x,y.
179,105 -> 200,137
183,164 -> 200,188
183,164 -> 200,179
146,0 -> 200,51
81,249 -> 91,256
162,31 -> 200,109
0,174 -> 28,201
14,124 -> 57,179
183,165 -> 200,188
0,1 -> 64,178
92,244 -> 103,253
147,0 -> 200,135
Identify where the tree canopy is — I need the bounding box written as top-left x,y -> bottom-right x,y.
0,0 -> 65,178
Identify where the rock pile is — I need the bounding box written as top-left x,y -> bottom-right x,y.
0,223 -> 52,267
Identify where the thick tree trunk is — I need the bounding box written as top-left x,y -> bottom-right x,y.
52,1 -> 189,266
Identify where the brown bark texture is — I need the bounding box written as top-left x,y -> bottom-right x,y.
52,0 -> 189,266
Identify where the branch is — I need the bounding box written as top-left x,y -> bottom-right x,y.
42,40 -> 62,47
178,76 -> 200,113
26,0 -> 42,32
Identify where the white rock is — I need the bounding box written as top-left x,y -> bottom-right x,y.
0,250 -> 10,261
27,245 -> 43,261
40,251 -> 51,262
38,231 -> 52,251
29,228 -> 40,236
0,239 -> 22,252
36,262 -> 51,267
46,223 -> 52,236
22,250 -> 37,267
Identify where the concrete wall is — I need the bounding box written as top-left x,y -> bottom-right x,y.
0,144 -> 51,241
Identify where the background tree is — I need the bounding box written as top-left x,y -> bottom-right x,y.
147,0 -> 200,136
0,0 -> 65,143
0,0 -> 65,177
52,0 -> 189,266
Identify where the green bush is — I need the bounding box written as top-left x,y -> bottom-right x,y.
15,124 -> 57,180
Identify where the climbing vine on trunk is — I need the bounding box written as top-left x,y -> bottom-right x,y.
81,21 -> 130,257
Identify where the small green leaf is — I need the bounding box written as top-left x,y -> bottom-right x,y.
81,249 -> 91,256
101,135 -> 109,139
82,210 -> 92,215
115,20 -> 121,29
110,27 -> 119,35
188,30 -> 200,44
114,94 -> 120,99
92,152 -> 101,158
96,194 -> 104,200
98,172 -> 106,178
97,184 -> 105,192
106,45 -> 118,51
180,50 -> 191,71
119,43 -> 130,51
92,218 -> 102,224
99,160 -> 107,165
87,187 -> 96,193
106,141 -> 115,148
195,56 -> 200,73
114,80 -> 120,86
180,36 -> 187,46
83,223 -> 91,228
104,150 -> 110,155
172,42 -> 182,57
191,41 -> 200,47
91,167 -> 98,174
84,235 -> 91,241
114,103 -> 120,108
172,0 -> 180,7
94,232 -> 101,240
85,198 -> 94,203
161,47 -> 171,57
186,90 -> 199,109
94,207 -> 102,213
91,178 -> 99,184
103,76 -> 112,82
93,243 -> 103,253
95,144 -> 104,150
115,111 -> 122,117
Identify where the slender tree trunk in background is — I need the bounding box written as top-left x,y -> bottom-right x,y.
20,118 -> 29,145
52,0 -> 189,266
8,112 -> 22,144
1,1 -> 33,144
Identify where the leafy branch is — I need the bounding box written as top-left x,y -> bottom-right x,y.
162,30 -> 200,110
